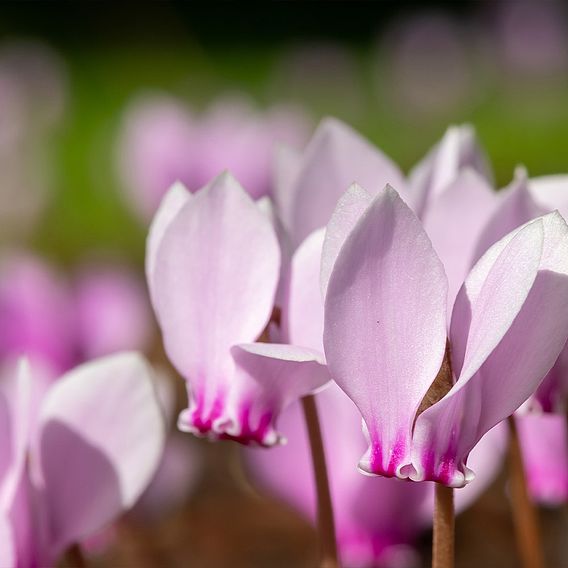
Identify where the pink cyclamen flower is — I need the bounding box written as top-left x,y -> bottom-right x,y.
147,172 -> 329,446
0,352 -> 165,566
248,200 -> 506,565
323,184 -> 568,487
118,94 -> 310,221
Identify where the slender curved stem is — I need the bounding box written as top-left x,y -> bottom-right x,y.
507,415 -> 545,568
65,544 -> 87,567
302,394 -> 340,568
433,484 -> 454,568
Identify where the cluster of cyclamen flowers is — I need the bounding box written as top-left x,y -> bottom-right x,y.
149,118 -> 568,566
3,115 -> 568,567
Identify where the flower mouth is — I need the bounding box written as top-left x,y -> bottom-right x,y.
177,393 -> 281,447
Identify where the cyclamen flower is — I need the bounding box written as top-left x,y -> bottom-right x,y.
323,184 -> 568,487
0,352 -> 165,566
147,173 -> 329,446
248,205 -> 506,566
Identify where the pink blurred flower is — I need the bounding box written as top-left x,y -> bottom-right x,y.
380,13 -> 477,115
491,0 -> 568,79
516,413 -> 568,505
118,94 -> 310,220
0,41 -> 67,238
0,253 -> 154,375
0,353 -> 165,567
73,264 -> 152,360
0,253 -> 74,375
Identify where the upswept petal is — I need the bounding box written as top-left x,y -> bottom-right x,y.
450,218 -> 544,382
284,117 -> 406,247
283,228 -> 326,353
152,172 -> 281,430
529,174 -> 568,220
37,352 -> 165,556
200,343 -> 330,446
413,212 -> 568,486
517,413 -> 568,505
323,186 -> 448,478
146,181 -> 191,308
409,124 -> 492,217
421,169 -> 498,309
473,169 -> 547,263
320,183 -> 373,298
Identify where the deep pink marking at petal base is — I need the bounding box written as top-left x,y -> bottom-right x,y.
179,388 -> 278,447
367,431 -> 408,478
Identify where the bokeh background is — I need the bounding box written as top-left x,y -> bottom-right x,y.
1,1 -> 568,566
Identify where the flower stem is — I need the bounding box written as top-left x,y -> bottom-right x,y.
433,483 -> 454,568
507,415 -> 544,568
301,394 -> 340,568
65,544 -> 86,567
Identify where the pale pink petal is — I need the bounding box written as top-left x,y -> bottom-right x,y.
422,169 -> 498,309
283,228 -> 325,353
409,124 -> 492,217
152,172 -> 280,436
320,183 -> 373,298
37,352 -> 166,556
192,343 -> 329,446
324,186 -> 447,478
529,174 -> 568,220
474,169 -> 547,263
283,117 -> 406,247
413,212 -> 568,486
451,218 -> 544,383
517,413 -> 568,505
146,181 -> 191,308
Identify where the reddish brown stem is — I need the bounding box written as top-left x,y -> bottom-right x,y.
302,394 -> 340,568
433,483 -> 455,568
65,544 -> 86,567
507,415 -> 545,568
